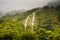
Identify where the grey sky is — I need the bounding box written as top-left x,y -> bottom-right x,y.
0,0 -> 55,12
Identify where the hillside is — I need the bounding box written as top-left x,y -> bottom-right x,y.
0,6 -> 60,40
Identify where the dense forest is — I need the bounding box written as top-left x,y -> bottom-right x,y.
0,5 -> 60,40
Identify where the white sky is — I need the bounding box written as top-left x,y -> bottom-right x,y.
0,0 -> 54,12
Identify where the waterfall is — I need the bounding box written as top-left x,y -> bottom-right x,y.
24,15 -> 30,30
32,12 -> 35,32
24,12 -> 35,31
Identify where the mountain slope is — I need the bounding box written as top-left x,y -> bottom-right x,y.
0,6 -> 60,40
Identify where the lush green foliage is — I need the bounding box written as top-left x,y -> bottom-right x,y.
0,7 -> 60,40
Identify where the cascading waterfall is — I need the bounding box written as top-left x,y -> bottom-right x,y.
32,12 -> 35,32
24,12 -> 35,31
24,15 -> 30,30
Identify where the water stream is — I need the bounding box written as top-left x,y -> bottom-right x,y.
24,12 -> 35,31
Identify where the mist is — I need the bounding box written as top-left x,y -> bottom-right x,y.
0,0 -> 54,13
0,0 -> 60,14
46,0 -> 60,7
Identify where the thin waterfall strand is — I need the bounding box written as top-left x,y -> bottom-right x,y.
32,12 -> 35,32
24,15 -> 30,30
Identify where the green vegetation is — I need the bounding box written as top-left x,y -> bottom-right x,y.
0,6 -> 60,40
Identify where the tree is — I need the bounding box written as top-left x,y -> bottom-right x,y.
56,5 -> 60,11
43,6 -> 49,10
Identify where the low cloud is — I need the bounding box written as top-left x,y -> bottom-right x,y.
0,0 -> 52,12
